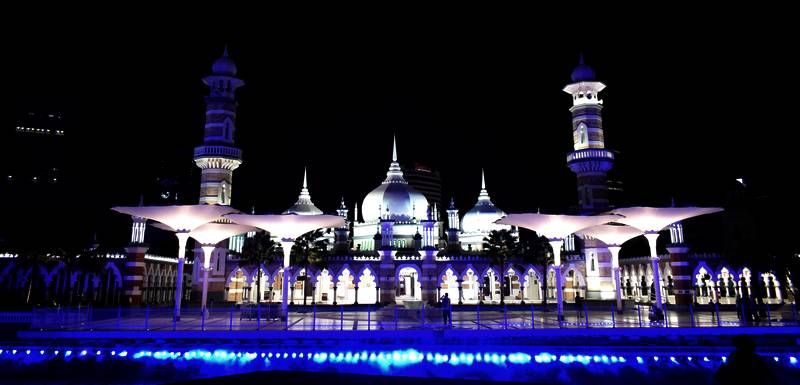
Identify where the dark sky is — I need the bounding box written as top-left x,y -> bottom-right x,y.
4,12 -> 798,255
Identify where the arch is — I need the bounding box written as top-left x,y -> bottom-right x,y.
396,265 -> 422,302
356,265 -> 378,304
335,266 -> 356,305
102,262 -> 123,288
460,265 -> 480,304
562,264 -> 586,302
315,268 -> 335,304
692,261 -> 714,281
227,266 -> 250,284
394,263 -> 421,282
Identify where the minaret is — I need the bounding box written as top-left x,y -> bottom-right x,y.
334,197 -> 350,254
194,46 -> 244,205
446,197 -> 460,249
337,197 -> 349,219
564,55 -> 614,213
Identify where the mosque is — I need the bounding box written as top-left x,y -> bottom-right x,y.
0,50 -> 791,309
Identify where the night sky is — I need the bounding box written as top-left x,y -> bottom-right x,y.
4,13 -> 797,257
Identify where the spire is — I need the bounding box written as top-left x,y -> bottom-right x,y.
384,135 -> 405,183
223,44 -> 229,57
392,134 -> 398,162
478,169 -> 491,201
579,52 -> 584,65
355,203 -> 360,223
282,167 -> 322,215
340,196 -> 346,209
138,194 -> 144,206
251,205 -> 256,214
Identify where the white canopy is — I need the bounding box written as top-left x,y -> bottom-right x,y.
495,213 -> 620,240
576,224 -> 644,247
608,206 -> 723,233
112,205 -> 239,232
224,213 -> 345,240
189,222 -> 256,245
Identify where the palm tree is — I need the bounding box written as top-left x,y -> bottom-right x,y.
240,231 -> 277,303
291,229 -> 330,305
483,229 -> 518,305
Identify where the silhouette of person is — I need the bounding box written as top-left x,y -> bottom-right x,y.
714,335 -> 776,385
575,292 -> 584,319
440,293 -> 452,326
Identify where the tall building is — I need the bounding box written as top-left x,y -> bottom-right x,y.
564,55 -> 615,214
193,46 -> 244,206
6,111 -> 66,188
190,47 -> 245,302
564,56 -> 616,300
403,163 -> 442,210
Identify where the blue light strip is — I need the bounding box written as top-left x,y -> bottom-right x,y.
0,347 -> 797,371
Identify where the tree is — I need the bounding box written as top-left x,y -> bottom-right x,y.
240,231 -> 277,303
483,229 -> 518,304
291,229 -> 329,305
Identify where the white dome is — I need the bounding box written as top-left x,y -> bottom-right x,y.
362,181 -> 428,222
361,136 -> 428,222
461,170 -> 508,233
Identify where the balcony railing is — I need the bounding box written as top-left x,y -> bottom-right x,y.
194,145 -> 242,159
566,148 -> 615,163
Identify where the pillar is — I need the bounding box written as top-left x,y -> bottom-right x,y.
123,245 -> 148,306
666,245 -> 692,305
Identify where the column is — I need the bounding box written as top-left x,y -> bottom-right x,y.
123,245 -> 148,306
667,245 -> 692,305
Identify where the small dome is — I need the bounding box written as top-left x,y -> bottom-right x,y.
460,171 -> 508,234
570,54 -> 595,82
283,168 -> 323,215
212,47 -> 237,76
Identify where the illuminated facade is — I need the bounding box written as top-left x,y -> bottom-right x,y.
4,53 -> 788,310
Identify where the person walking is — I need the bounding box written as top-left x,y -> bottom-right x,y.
440,293 -> 452,326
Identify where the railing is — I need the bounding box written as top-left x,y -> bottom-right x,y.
566,148 -> 615,163
28,301 -> 799,332
193,145 -> 242,159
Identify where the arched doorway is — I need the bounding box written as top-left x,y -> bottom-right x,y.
505,268 -> 523,303
460,268 -> 479,304
482,268 -> 501,304
695,265 -> 715,303
315,269 -> 334,304
523,267 -> 542,302
357,267 -> 377,304
396,266 -> 421,303
564,267 -> 585,302
226,268 -> 247,303
440,268 -> 459,303
336,268 -> 356,305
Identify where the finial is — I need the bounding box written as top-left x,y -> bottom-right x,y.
223,44 -> 229,57
303,166 -> 308,189
392,134 -> 398,162
579,52 -> 585,65
537,207 -> 541,214
251,205 -> 256,214
481,168 -> 486,190
671,197 -> 676,207
138,194 -> 144,206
